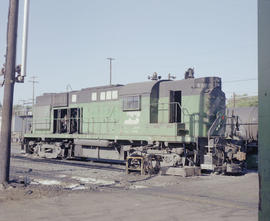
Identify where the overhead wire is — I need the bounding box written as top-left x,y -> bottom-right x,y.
223,78 -> 257,83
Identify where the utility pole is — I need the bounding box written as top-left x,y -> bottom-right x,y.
20,100 -> 26,135
233,92 -> 236,109
28,76 -> 38,107
107,57 -> 115,85
0,0 -> 19,185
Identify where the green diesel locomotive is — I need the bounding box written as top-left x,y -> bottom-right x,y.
22,69 -> 246,174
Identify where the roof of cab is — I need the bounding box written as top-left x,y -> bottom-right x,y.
119,80 -> 169,96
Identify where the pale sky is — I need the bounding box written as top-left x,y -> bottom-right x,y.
0,0 -> 257,105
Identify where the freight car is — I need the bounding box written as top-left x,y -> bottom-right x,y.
226,106 -> 258,142
226,106 -> 258,169
21,69 -> 246,174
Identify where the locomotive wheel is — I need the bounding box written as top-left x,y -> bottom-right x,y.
126,154 -> 161,175
25,141 -> 35,154
130,157 -> 142,170
144,154 -> 161,175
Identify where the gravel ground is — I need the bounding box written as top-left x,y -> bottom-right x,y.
0,144 -> 259,221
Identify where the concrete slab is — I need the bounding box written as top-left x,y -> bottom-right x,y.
160,166 -> 201,177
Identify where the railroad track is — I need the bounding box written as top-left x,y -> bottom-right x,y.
11,154 -> 125,173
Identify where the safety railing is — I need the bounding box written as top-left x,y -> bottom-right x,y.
154,101 -> 191,122
82,118 -> 118,134
32,118 -> 51,131
30,102 -> 192,135
207,111 -> 225,150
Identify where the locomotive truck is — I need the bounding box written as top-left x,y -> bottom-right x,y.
21,69 -> 246,174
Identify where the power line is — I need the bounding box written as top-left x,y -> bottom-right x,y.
225,91 -> 258,94
223,78 -> 257,83
28,76 -> 38,107
227,95 -> 258,99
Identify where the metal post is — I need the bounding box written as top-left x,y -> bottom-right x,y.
21,101 -> 25,138
0,0 -> 19,185
29,76 -> 38,107
21,0 -> 30,79
258,0 -> 270,219
233,92 -> 236,110
107,57 -> 115,85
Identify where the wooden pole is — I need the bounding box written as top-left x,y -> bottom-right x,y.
0,0 -> 19,185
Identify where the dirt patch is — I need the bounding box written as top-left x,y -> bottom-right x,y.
0,177 -> 101,203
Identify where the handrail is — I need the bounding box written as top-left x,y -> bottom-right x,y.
170,101 -> 191,117
153,101 -> 191,118
207,111 -> 225,146
30,101 -> 192,134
